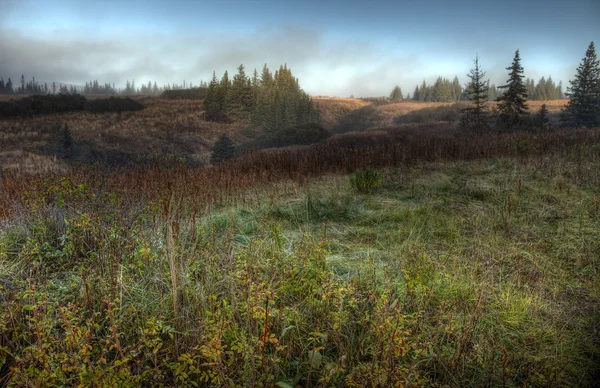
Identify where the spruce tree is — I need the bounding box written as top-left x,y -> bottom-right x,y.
413,85 -> 420,101
389,85 -> 403,101
452,76 -> 462,101
460,56 -> 489,132
497,50 -> 529,127
228,64 -> 253,116
205,71 -> 224,122
538,104 -> 550,129
535,77 -> 547,100
562,42 -> 600,128
419,80 -> 427,101
210,133 -> 235,164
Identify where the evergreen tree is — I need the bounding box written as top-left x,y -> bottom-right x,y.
205,71 -> 226,122
419,80 -> 427,101
497,50 -> 529,127
535,77 -> 547,100
219,70 -> 230,112
546,76 -> 558,100
228,64 -> 253,116
6,78 -> 13,94
538,104 -> 550,129
412,85 -> 420,101
452,76 -> 462,101
562,42 -> 600,127
526,78 -> 536,100
389,85 -> 403,101
49,122 -> 73,158
460,56 -> 489,132
558,81 -> 565,99
210,133 -> 235,164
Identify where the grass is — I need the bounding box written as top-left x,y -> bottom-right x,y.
0,96 -> 568,173
1,147 -> 599,386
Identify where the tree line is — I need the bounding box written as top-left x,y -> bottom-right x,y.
0,75 -> 209,95
389,74 -> 564,104
204,63 -> 320,133
460,42 -> 600,132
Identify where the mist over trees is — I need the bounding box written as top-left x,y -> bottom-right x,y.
0,74 -> 209,96
389,86 -> 403,101
411,76 -> 463,102
204,63 -> 320,132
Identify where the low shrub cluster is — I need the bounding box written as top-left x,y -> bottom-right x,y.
0,93 -> 86,118
350,168 -> 383,193
240,123 -> 330,150
161,88 -> 208,100
84,96 -> 144,113
0,94 -> 144,118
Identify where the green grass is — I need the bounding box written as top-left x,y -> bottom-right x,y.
1,155 -> 599,386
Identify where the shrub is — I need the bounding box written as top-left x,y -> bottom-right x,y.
47,122 -> 73,158
84,97 -> 144,113
161,88 -> 208,100
0,94 -> 86,118
0,95 -> 143,118
204,110 -> 232,123
211,133 -> 235,164
239,123 -> 330,150
332,105 -> 377,134
350,168 -> 383,193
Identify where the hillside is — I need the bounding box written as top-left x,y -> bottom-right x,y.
0,95 -> 568,174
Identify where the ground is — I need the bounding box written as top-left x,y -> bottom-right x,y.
1,95 -> 598,387
0,96 -> 568,173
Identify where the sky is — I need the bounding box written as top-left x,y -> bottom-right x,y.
0,0 -> 599,97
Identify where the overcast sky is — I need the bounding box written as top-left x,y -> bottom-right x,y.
1,0 -> 599,97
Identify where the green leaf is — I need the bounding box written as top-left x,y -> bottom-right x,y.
307,350 -> 322,369
275,382 -> 294,388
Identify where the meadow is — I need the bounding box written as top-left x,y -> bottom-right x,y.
1,96 -> 599,387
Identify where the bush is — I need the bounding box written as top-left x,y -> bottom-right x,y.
240,123 -> 330,150
205,110 -> 232,123
47,122 -> 74,158
332,106 -> 377,134
0,94 -> 86,118
84,97 -> 144,113
161,88 -> 208,100
350,168 -> 383,193
0,94 -> 143,118
211,133 -> 235,164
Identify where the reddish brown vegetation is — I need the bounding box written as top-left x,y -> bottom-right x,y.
2,123 -> 598,219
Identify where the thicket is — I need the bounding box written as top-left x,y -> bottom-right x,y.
84,97 -> 144,113
240,123 -> 331,150
204,64 -> 320,132
0,94 -> 144,118
161,88 -> 208,100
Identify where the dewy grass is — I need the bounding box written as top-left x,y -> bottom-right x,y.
1,149 -> 599,386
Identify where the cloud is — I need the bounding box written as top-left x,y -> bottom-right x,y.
0,25 -> 434,96
0,23 -> 578,96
